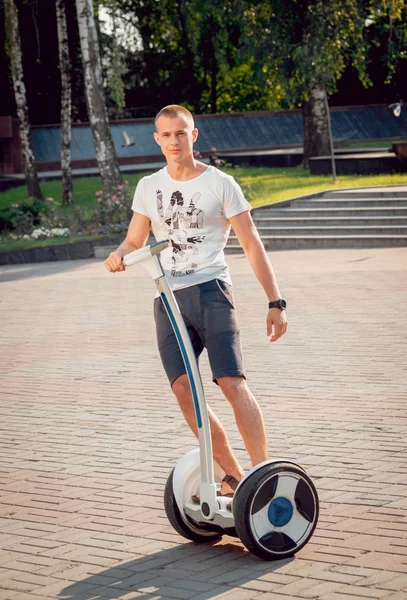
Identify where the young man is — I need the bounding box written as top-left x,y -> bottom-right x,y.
104,105 -> 287,498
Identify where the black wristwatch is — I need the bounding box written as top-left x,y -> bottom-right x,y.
268,298 -> 287,310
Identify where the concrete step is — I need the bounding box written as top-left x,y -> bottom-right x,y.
253,216 -> 407,227
291,198 -> 407,208
238,187 -> 407,251
253,225 -> 407,236
254,207 -> 407,218
225,235 -> 407,252
324,189 -> 407,199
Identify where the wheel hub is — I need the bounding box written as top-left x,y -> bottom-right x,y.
267,496 -> 293,527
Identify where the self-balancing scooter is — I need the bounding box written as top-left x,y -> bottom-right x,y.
124,240 -> 319,560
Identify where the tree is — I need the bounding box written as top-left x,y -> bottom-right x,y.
75,0 -> 122,203
107,0 -> 202,112
330,1 -> 407,106
365,0 -> 407,88
245,0 -> 407,166
56,0 -> 73,205
100,0 -> 254,115
4,0 -> 43,200
244,0 -> 370,167
2,0 -> 405,132
194,0 -> 246,113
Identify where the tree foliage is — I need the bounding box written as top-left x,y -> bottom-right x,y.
240,0 -> 407,163
366,0 -> 407,84
0,0 -> 406,126
243,0 -> 369,105
98,0 -> 284,115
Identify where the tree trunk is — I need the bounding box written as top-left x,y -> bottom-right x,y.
4,0 -> 43,200
56,0 -> 73,205
176,0 -> 199,110
211,53 -> 217,114
302,85 -> 330,169
75,0 -> 122,203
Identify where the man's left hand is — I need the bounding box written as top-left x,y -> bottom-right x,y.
267,308 -> 288,343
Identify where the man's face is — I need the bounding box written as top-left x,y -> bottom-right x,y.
154,116 -> 198,164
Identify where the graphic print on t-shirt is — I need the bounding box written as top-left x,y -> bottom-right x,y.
156,189 -> 206,277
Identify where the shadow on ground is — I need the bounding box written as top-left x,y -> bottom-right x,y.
58,540 -> 294,599
0,258 -> 97,283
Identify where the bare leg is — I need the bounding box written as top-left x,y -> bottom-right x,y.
217,376 -> 268,466
172,374 -> 245,493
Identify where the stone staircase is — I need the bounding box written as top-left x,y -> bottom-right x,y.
226,187 -> 407,252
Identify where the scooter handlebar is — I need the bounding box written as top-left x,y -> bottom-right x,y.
123,239 -> 170,267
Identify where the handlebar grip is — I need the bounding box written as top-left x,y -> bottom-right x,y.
123,239 -> 170,267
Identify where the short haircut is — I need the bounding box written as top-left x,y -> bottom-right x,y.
155,105 -> 195,128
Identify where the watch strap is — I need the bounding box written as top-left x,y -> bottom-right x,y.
268,299 -> 286,310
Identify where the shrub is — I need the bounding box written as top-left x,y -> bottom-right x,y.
0,197 -> 44,234
39,198 -> 68,230
92,182 -> 132,234
1,181 -> 134,239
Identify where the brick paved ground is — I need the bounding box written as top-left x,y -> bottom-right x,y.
0,247 -> 406,600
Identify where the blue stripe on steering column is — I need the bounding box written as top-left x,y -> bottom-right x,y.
160,292 -> 202,429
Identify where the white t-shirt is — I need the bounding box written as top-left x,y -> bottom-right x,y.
131,165 -> 251,291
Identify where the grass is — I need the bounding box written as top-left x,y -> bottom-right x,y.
228,167 -> 407,208
0,173 -> 149,214
345,139 -> 398,150
1,166 -> 406,250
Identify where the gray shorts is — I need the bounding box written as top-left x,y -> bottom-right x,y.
154,279 -> 245,386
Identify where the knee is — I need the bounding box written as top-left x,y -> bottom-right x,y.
217,376 -> 246,400
172,374 -> 193,408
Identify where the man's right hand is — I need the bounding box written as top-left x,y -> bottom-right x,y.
104,250 -> 125,273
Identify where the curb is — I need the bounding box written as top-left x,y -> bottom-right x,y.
2,186 -> 406,265
0,235 -> 124,265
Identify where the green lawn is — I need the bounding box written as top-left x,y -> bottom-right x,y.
0,173 -> 150,214
2,166 -> 406,211
345,140 -> 398,150
228,167 -> 407,208
1,166 -> 406,250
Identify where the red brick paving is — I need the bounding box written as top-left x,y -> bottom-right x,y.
0,247 -> 406,599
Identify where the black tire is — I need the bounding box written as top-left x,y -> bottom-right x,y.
233,462 -> 319,561
164,469 -> 222,543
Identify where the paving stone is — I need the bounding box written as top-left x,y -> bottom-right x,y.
259,595 -> 304,600
209,589 -> 262,600
374,573 -> 407,591
1,594 -> 45,600
300,580 -> 349,597
0,246 -> 406,600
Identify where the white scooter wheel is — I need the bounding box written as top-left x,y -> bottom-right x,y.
164,469 -> 222,543
233,462 -> 319,560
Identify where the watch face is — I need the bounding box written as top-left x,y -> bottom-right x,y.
280,299 -> 287,309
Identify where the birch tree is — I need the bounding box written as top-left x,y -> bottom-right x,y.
4,0 -> 43,200
56,0 -> 73,205
75,0 -> 122,203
